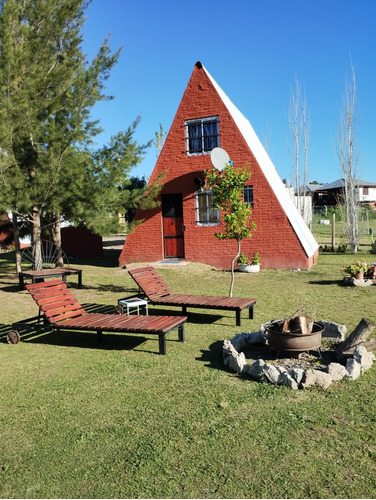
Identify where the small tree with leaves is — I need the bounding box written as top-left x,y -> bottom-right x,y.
205,163 -> 256,297
154,123 -> 167,157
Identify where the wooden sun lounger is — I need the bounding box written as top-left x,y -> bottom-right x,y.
128,266 -> 256,326
11,279 -> 187,355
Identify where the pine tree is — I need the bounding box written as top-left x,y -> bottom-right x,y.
0,0 -> 156,269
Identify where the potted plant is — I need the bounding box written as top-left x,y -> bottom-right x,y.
237,252 -> 261,273
341,260 -> 368,280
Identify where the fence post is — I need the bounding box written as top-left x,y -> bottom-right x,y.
332,213 -> 336,251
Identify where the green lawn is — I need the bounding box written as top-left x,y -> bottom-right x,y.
1,247 -> 376,499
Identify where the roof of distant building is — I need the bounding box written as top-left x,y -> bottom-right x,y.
317,178 -> 376,191
306,183 -> 325,192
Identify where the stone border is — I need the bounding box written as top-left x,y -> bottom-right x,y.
223,326 -> 375,390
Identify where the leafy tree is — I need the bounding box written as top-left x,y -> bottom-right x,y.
118,176 -> 147,225
205,163 -> 256,297
154,123 -> 167,157
60,121 -> 153,235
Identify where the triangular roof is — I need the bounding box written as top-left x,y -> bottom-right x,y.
317,178 -> 376,190
201,63 -> 318,258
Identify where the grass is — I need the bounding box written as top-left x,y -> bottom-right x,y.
1,246 -> 376,498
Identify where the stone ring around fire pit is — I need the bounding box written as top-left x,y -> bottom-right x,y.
223,320 -> 375,390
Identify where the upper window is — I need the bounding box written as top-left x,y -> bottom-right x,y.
244,185 -> 254,207
185,116 -> 219,155
195,190 -> 219,225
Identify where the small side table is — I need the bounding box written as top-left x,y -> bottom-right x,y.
117,297 -> 148,315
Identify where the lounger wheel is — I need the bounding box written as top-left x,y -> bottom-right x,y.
7,329 -> 20,344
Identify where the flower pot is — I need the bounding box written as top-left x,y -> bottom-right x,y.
238,264 -> 260,273
354,272 -> 364,280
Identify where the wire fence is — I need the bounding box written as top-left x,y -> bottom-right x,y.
311,207 -> 376,251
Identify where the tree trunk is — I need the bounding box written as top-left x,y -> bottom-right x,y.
51,213 -> 64,267
11,212 -> 22,274
229,240 -> 241,298
32,207 -> 42,270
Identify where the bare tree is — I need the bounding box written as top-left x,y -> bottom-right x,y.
288,76 -> 311,223
262,121 -> 272,154
336,60 -> 360,253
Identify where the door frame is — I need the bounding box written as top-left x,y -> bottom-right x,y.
161,193 -> 185,259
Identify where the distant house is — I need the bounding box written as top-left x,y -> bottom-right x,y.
119,62 -> 319,270
313,178 -> 376,209
283,180 -> 318,226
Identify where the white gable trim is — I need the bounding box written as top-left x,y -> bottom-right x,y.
203,65 -> 319,258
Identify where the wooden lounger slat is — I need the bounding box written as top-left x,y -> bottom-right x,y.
25,278 -> 63,289
61,313 -> 182,335
30,285 -> 68,296
60,311 -> 184,333
40,298 -> 78,311
30,286 -> 71,300
46,307 -> 87,322
153,292 -> 253,309
29,290 -> 73,303
35,292 -> 75,306
130,267 -> 172,299
128,266 -> 256,326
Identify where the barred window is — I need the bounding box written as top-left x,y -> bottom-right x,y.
244,185 -> 254,207
186,116 -> 219,155
195,191 -> 219,225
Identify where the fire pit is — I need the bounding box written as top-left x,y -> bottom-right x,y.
263,307 -> 323,357
222,316 -> 376,389
265,320 -> 323,356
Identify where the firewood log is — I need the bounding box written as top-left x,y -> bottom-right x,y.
335,318 -> 375,361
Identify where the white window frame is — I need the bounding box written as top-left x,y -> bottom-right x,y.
195,190 -> 220,226
185,116 -> 220,156
244,185 -> 254,207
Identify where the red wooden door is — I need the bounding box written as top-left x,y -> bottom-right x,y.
162,194 -> 184,258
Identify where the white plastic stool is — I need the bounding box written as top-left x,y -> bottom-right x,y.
117,297 -> 148,315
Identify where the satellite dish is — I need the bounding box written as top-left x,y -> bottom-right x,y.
210,147 -> 230,171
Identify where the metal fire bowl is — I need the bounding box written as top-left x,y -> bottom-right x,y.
265,321 -> 323,353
